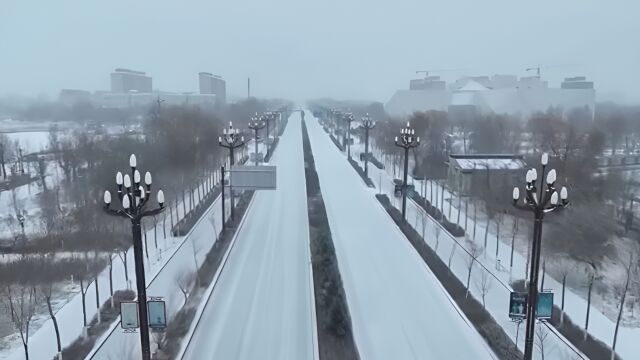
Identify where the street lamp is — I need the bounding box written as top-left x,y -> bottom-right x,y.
102,154 -> 165,360
218,122 -> 246,219
360,113 -> 376,177
331,109 -> 342,134
17,211 -> 25,238
511,152 -> 569,360
260,112 -> 276,159
395,121 -> 421,220
248,118 -> 266,165
343,113 -> 355,158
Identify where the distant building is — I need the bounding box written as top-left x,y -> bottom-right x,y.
387,74 -> 596,122
59,89 -> 91,106
110,68 -> 153,93
199,72 -> 226,104
447,154 -> 526,195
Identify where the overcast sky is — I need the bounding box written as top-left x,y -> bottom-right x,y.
1,0 -> 638,103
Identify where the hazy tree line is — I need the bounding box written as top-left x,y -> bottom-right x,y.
0,97 -> 286,359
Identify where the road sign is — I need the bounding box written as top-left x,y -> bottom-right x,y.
509,291 -> 554,319
537,292 -> 554,319
120,301 -> 139,329
509,292 -> 527,319
147,300 -> 167,329
229,165 -> 276,190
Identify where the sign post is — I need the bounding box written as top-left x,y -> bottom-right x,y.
229,165 -> 277,190
509,291 -> 554,320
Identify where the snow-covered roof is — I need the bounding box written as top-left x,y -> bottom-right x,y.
452,157 -> 526,171
457,80 -> 489,92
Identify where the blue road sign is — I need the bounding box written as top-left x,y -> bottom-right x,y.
537,292 -> 554,319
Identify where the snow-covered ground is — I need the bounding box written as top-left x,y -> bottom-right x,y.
306,114 -> 496,359
1,168 -> 224,360
345,133 -> 637,358
180,111 -> 317,360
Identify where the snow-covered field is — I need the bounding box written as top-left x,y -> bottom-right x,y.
180,111 -> 317,360
306,114 -> 496,359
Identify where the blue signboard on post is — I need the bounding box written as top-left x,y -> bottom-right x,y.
537,292 -> 554,319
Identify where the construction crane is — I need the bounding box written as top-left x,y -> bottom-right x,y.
415,68 -> 466,78
525,64 -> 581,78
525,65 -> 541,78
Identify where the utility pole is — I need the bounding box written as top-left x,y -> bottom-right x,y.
247,77 -> 251,99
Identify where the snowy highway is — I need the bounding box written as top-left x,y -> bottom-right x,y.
180,112 -> 317,359
305,113 -> 495,359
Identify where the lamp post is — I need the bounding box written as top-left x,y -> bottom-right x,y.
17,211 -> 25,238
260,112 -> 276,159
343,113 -> 355,158
102,154 -> 165,360
218,122 -> 245,219
248,117 -> 266,165
331,109 -> 342,135
511,153 -> 569,360
360,113 -> 376,177
395,121 -> 420,220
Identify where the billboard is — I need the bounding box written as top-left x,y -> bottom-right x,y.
147,300 -> 167,329
509,292 -> 527,319
537,292 -> 554,319
120,301 -> 139,329
229,165 -> 276,190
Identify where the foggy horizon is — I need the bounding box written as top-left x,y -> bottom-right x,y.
1,0 -> 639,104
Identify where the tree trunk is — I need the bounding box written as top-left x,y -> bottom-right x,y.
80,279 -> 87,327
483,216 -> 490,249
585,277 -> 593,339
561,275 -> 567,324
109,258 -> 114,307
466,262 -> 473,298
612,259 -> 632,359
95,276 -> 100,323
46,296 -> 62,353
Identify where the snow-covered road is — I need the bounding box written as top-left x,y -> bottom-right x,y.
181,112 -> 317,360
305,114 -> 495,359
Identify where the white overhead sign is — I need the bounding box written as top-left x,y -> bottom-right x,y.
230,165 -> 277,190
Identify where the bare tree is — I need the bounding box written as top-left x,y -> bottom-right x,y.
555,256 -> 574,324
39,268 -> 62,358
583,263 -> 597,340
0,133 -> 9,179
4,283 -> 37,360
475,269 -> 493,309
465,241 -> 484,297
535,325 -> 550,360
611,253 -> 635,359
191,237 -> 201,287
175,270 -> 195,306
434,225 -> 442,252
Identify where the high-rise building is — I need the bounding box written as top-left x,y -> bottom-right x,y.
110,68 -> 153,93
199,72 -> 226,104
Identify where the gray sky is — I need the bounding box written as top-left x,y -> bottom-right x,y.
1,0 -> 638,103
